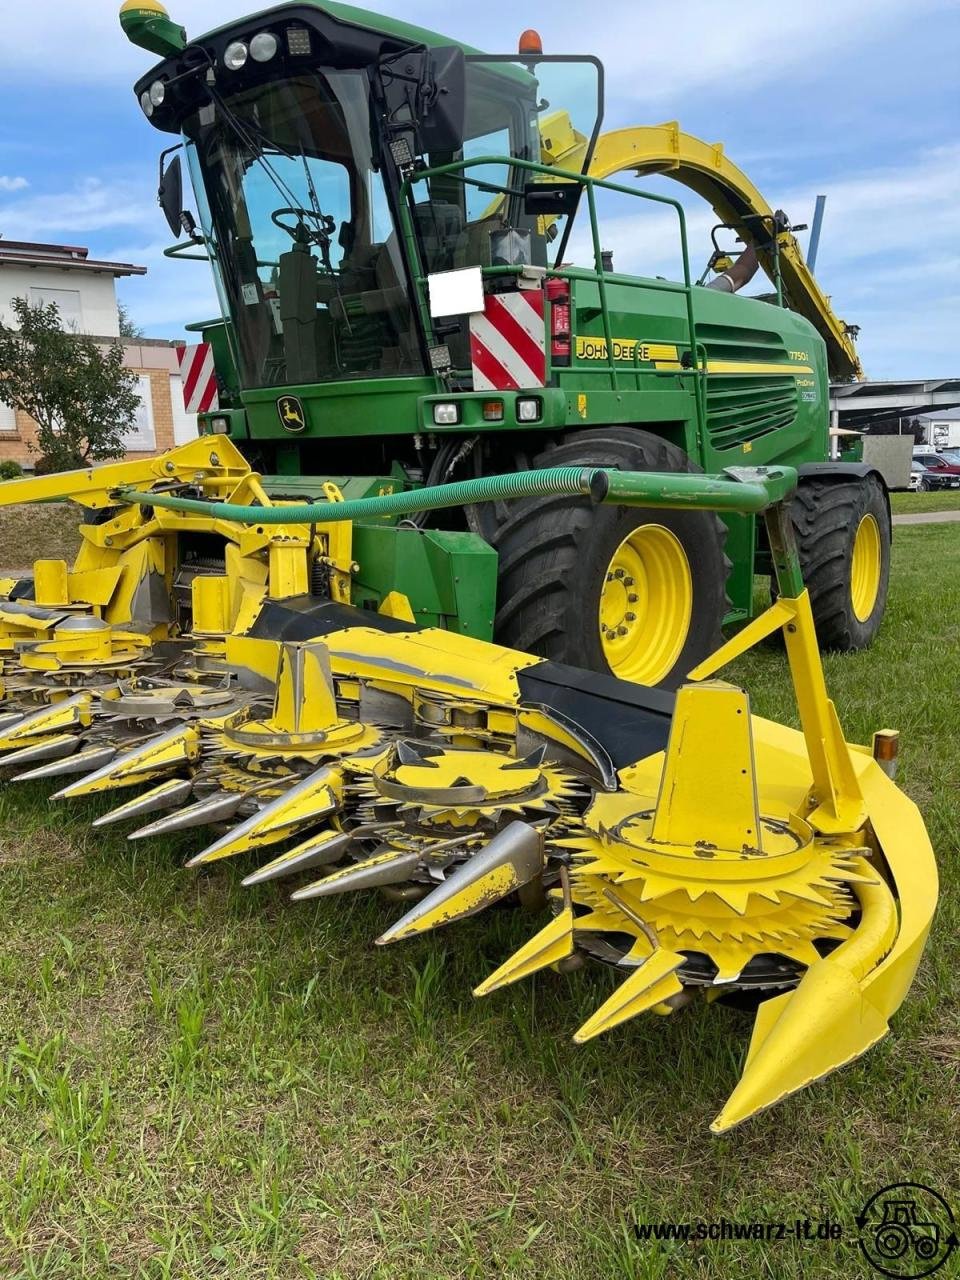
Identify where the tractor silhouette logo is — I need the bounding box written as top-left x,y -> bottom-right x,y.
858,1183 -> 957,1278
277,396 -> 306,433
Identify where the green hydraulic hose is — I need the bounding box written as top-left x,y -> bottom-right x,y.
114,466 -> 791,524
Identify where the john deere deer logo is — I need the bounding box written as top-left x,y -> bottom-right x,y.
277,395 -> 306,433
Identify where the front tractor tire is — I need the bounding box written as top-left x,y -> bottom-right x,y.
790,473 -> 891,650
491,428 -> 729,689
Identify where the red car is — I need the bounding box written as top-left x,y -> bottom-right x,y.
913,451 -> 960,476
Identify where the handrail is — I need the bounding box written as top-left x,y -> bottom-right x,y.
163,241 -> 210,262
400,154 -> 706,435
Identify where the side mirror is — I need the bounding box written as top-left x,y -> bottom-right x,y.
419,45 -> 466,154
158,153 -> 184,239
523,181 -> 581,217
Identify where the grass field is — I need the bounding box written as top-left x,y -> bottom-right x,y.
890,489 -> 960,515
0,523 -> 957,1279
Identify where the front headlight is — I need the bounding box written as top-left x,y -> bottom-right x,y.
149,79 -> 166,107
223,40 -> 249,70
139,90 -> 154,117
249,32 -> 279,62
433,403 -> 460,426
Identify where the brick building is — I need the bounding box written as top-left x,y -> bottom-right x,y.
0,240 -> 197,467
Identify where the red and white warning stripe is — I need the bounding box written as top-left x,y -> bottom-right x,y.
176,343 -> 219,414
470,290 -> 546,391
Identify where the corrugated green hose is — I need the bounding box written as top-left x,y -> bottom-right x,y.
114,466 -> 787,523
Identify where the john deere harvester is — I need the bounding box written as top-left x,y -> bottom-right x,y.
0,1 -> 935,1131
116,0 -> 891,691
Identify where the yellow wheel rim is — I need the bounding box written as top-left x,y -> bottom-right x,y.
850,513 -> 882,622
598,524 -> 693,684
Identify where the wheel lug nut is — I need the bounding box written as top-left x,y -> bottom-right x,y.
625,612 -> 636,622
628,593 -> 638,603
614,568 -> 625,579
623,576 -> 634,586
617,625 -> 628,636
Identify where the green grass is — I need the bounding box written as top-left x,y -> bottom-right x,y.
0,527 -> 957,1279
890,489 -> 960,515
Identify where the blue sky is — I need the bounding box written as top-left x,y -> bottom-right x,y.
0,0 -> 957,378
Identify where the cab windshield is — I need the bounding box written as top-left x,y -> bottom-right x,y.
185,68 -> 420,390
182,57 -> 598,392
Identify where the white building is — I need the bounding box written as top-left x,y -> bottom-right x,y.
0,239 -> 197,464
0,239 -> 142,337
918,410 -> 960,450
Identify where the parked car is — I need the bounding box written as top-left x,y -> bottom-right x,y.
912,451 -> 960,482
914,462 -> 960,491
913,444 -> 960,466
908,461 -> 927,491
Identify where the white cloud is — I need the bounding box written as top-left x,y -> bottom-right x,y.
0,177 -> 154,236
8,0 -> 947,103
0,176 -> 29,192
0,0 -> 444,81
0,2 -> 227,81
577,0 -> 952,108
777,146 -> 960,375
781,145 -> 960,268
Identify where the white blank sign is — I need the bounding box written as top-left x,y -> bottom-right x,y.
427,267 -> 484,319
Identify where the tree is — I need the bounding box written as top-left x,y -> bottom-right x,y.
117,301 -> 144,340
0,296 -> 140,471
865,416 -> 925,442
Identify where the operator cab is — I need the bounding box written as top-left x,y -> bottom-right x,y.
135,6 -> 601,394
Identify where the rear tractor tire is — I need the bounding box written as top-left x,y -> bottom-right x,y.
491,427 -> 729,689
789,473 -> 891,650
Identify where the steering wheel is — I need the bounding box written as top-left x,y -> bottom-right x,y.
270,206 -> 336,244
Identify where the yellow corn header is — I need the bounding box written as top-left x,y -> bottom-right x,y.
0,447 -> 937,1131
